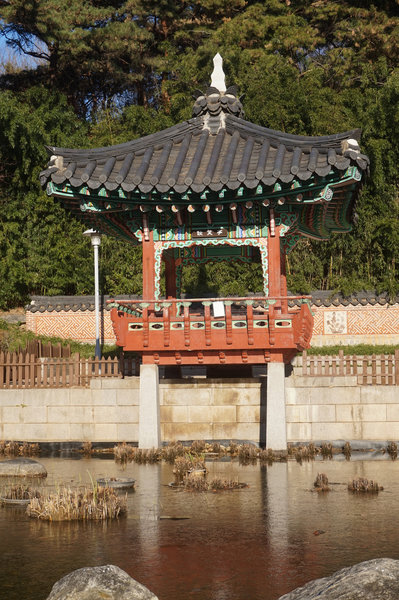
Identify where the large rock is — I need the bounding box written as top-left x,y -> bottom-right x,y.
46,565 -> 158,600
279,558 -> 399,600
0,457 -> 47,477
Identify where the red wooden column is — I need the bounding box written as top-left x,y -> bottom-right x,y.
142,231 -> 156,302
280,247 -> 288,313
268,217 -> 285,362
267,216 -> 282,301
164,255 -> 177,299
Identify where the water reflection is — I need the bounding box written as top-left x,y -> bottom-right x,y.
0,456 -> 398,599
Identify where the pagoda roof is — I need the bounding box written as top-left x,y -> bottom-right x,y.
40,102 -> 369,197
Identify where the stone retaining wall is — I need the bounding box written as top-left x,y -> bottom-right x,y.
0,376 -> 396,444
286,375 -> 399,442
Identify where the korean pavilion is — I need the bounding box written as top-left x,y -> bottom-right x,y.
40,55 -> 369,449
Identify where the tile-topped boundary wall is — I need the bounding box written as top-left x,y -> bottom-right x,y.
0,375 -> 397,444
25,293 -> 399,347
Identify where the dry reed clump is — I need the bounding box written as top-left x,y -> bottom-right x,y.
208,478 -> 248,491
184,471 -> 208,492
81,441 -> 93,456
26,486 -> 127,521
289,444 -> 316,464
238,443 -> 258,465
386,441 -> 398,460
172,453 -> 206,485
206,442 -> 225,455
228,441 -> 239,455
313,473 -> 330,492
113,442 -> 135,463
184,475 -> 247,492
0,441 -> 40,456
321,443 -> 333,459
190,440 -> 206,454
133,448 -> 162,464
162,442 -> 185,463
343,442 -> 352,460
1,484 -> 41,501
348,478 -> 383,493
258,449 -> 276,463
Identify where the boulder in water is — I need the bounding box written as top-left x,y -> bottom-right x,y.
279,558 -> 399,600
46,565 -> 158,600
0,458 -> 47,477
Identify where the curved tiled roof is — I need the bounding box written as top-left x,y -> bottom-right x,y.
26,292 -> 399,313
40,91 -> 369,197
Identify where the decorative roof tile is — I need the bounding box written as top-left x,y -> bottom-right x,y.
40,93 -> 369,197
26,291 -> 399,313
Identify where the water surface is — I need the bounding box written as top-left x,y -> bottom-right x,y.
0,455 -> 398,599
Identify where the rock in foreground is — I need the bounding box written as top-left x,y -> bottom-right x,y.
46,565 -> 158,600
0,458 -> 47,477
279,558 -> 399,600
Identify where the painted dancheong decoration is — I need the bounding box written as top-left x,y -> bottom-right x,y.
40,55 -> 369,367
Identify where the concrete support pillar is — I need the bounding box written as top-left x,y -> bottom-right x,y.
139,364 -> 161,448
266,362 -> 287,450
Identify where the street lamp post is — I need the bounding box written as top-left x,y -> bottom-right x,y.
83,229 -> 102,359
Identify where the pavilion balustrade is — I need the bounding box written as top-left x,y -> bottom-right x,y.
109,295 -> 313,362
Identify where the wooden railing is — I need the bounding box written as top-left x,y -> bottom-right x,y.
300,350 -> 399,385
0,352 -> 138,389
109,295 -> 313,356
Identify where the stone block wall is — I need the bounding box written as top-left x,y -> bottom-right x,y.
0,375 -> 398,445
286,375 -> 399,442
159,379 -> 263,442
0,379 -> 140,443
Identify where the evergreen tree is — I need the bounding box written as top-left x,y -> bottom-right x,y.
0,0 -> 398,306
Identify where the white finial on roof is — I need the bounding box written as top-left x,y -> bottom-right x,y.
211,53 -> 226,93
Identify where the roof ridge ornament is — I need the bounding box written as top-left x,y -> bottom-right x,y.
210,53 -> 226,93
192,54 -> 245,124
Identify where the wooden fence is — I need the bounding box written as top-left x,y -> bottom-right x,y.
0,352 -> 138,389
24,339 -> 71,358
301,350 -> 399,385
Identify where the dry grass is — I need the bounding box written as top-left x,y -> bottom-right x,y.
184,471 -> 208,492
348,478 -> 383,493
134,448 -> 162,464
184,475 -> 247,492
173,453 -> 206,485
207,442 -> 224,454
162,442 -> 185,463
190,440 -> 206,454
113,443 -> 162,464
321,443 -> 333,459
386,441 -> 397,460
113,442 -> 135,463
1,484 -> 41,501
228,441 -> 239,455
81,441 -> 93,457
208,478 -> 248,491
238,443 -> 258,465
314,473 -> 330,492
343,442 -> 351,460
26,485 -> 127,521
0,441 -> 40,456
258,449 -> 275,463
